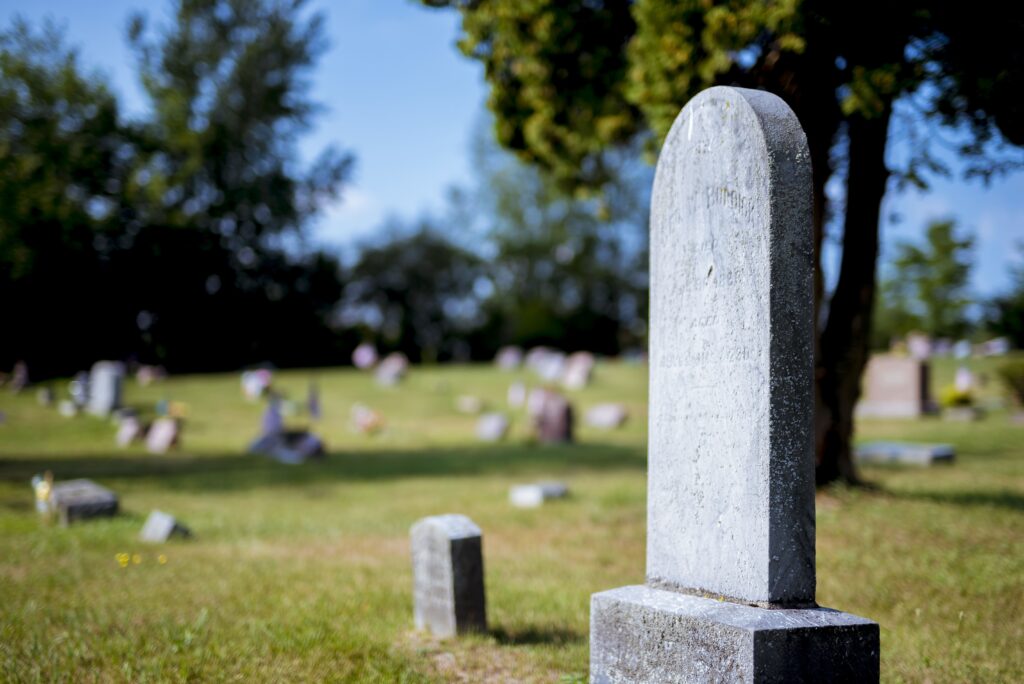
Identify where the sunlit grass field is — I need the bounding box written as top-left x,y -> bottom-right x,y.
1,357 -> 1022,682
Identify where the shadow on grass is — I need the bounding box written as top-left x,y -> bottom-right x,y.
490,624 -> 585,647
0,443 -> 644,492
892,488 -> 1024,512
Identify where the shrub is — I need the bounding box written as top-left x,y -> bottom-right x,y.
997,360 -> 1024,406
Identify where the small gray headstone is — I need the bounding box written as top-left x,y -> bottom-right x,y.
475,413 -> 509,442
507,381 -> 526,409
146,417 -> 180,454
855,355 -> 930,419
49,479 -> 118,526
494,345 -> 524,370
585,403 -> 628,429
509,481 -> 569,508
248,430 -> 325,464
87,361 -> 124,417
140,510 -> 192,543
528,388 -> 573,444
58,400 -> 78,418
411,514 -> 486,637
375,352 -> 409,386
855,442 -> 954,466
116,416 -> 144,447
562,351 -> 595,390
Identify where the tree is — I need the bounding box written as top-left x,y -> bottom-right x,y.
0,20 -> 137,377
123,0 -> 354,370
421,0 -> 1024,484
986,243 -> 1024,348
873,220 -> 973,346
343,222 -> 487,363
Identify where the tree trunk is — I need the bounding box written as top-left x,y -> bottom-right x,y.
816,106 -> 893,485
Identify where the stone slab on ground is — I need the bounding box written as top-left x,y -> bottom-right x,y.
50,479 -> 119,526
855,442 -> 955,466
140,510 -> 192,542
591,585 -> 879,684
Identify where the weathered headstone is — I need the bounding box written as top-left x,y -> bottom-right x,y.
507,381 -> 527,409
855,441 -> 954,466
494,345 -> 524,370
509,481 -> 569,508
48,479 -> 119,526
590,87 -> 878,683
87,361 -> 124,417
36,386 -> 55,407
140,510 -> 192,542
146,417 -> 180,454
584,403 -> 628,429
375,352 -> 409,386
352,342 -> 379,369
116,416 -> 144,447
475,413 -> 509,442
410,514 -> 486,637
262,395 -> 284,435
528,388 -> 573,444
248,430 -> 325,464
10,360 -> 29,393
241,369 -> 272,401
856,355 -> 931,419
562,351 -> 595,390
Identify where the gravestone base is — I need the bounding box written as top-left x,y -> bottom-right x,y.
590,585 -> 878,684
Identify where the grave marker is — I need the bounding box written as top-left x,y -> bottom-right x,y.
589,86 -> 878,683
410,514 -> 486,637
87,361 -> 124,417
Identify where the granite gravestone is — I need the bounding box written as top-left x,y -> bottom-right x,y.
87,361 -> 124,417
140,509 -> 192,542
49,479 -> 119,526
855,355 -> 931,419
589,87 -> 879,683
410,514 -> 486,637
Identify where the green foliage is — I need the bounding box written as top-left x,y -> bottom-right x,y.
874,220 -> 974,344
939,384 -> 974,408
985,244 -> 1024,348
996,359 -> 1024,405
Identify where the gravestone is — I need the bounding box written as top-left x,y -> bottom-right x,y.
494,345 -> 524,370
590,87 -> 878,683
375,352 -> 409,386
528,388 -> 574,444
146,417 -> 180,454
507,381 -> 527,409
855,355 -> 930,419
410,514 -> 486,637
140,510 -> 192,542
248,430 -> 325,464
475,413 -> 509,442
49,479 -> 119,526
509,481 -> 569,508
855,441 -> 954,466
562,351 -> 595,390
116,416 -> 144,447
307,382 -> 321,420
262,395 -> 284,435
87,361 -> 124,417
585,403 -> 628,429
352,342 -> 378,369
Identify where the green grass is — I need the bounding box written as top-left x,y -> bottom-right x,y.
0,359 -> 1022,682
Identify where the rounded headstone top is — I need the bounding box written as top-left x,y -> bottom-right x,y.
410,514 -> 481,540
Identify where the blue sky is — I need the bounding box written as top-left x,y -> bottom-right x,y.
2,0 -> 1022,297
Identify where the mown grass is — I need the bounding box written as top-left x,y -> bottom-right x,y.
0,358 -> 1021,682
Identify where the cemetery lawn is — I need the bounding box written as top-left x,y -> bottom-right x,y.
1,358 -> 1022,683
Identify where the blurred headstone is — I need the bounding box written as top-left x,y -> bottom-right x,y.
248,429 -> 325,464
146,417 -> 180,454
375,352 -> 409,386
562,351 -> 596,390
49,479 -> 119,526
10,361 -> 29,393
136,365 -> 166,386
69,371 -> 89,407
932,339 -> 953,356
475,413 -> 509,442
36,387 -> 55,407
953,339 -> 971,359
140,510 -> 192,542
262,395 -> 284,436
241,369 -> 272,401
116,416 -> 144,447
509,481 -> 569,508
307,382 -> 321,421
529,388 -> 574,444
351,403 -> 384,434
981,337 -> 1011,356
855,355 -> 931,419
954,366 -> 974,393
906,332 -> 932,360
352,342 -> 379,369
58,400 -> 78,418
507,381 -> 526,409
456,395 -> 484,414
411,514 -> 487,637
494,345 -> 524,370
585,403 -> 628,429
855,442 -> 955,466
87,361 -> 124,417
